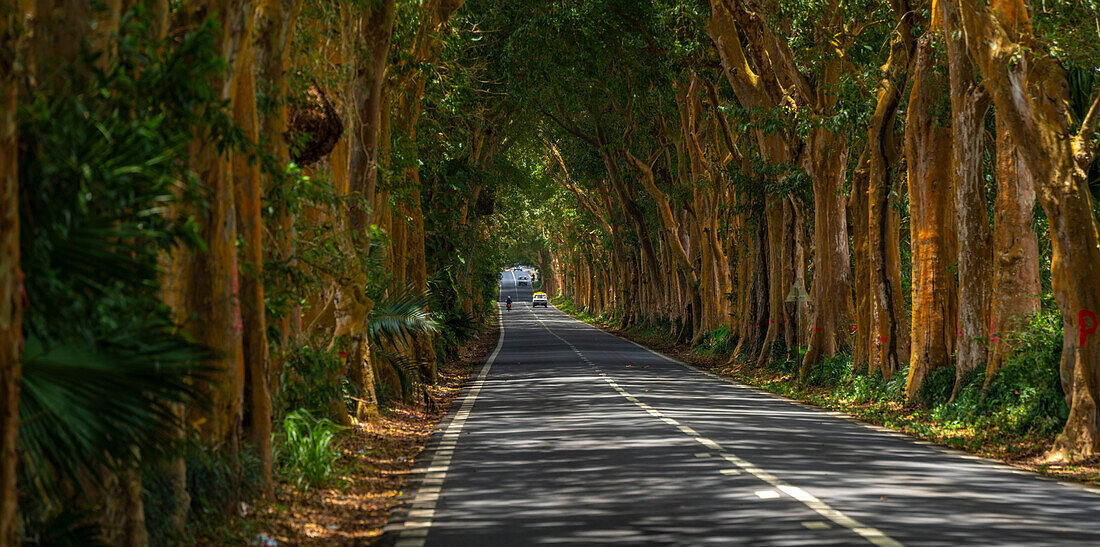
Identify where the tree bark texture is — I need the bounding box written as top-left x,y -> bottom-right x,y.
800,126 -> 852,375
905,38 -> 958,402
0,2 -> 21,540
940,0 -> 992,397
864,0 -> 914,378
848,155 -> 872,374
987,118 -> 1040,379
255,0 -> 302,403
232,25 -> 275,493
174,0 -> 255,455
957,0 -> 1100,459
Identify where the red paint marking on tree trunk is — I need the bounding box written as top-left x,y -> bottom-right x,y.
232,253 -> 243,333
1080,310 -> 1097,346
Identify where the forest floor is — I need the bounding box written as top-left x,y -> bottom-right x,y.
553,304 -> 1100,490
237,317 -> 499,545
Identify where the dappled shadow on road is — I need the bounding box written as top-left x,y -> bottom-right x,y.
419,364 -> 858,544
531,307 -> 1100,545
386,303 -> 1100,546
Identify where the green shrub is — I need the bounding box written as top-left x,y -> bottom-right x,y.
917,365 -> 957,409
275,410 -> 344,488
931,310 -> 1067,437
767,340 -> 798,375
184,443 -> 263,519
803,354 -> 853,388
278,346 -> 347,419
701,325 -> 738,356
835,368 -> 906,404
842,373 -> 884,404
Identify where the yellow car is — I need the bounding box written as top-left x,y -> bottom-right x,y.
531,292 -> 549,308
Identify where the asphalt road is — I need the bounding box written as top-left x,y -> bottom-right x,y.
383,272 -> 1100,546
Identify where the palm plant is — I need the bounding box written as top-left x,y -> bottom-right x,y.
368,288 -> 440,399
15,13 -> 223,516
367,287 -> 439,349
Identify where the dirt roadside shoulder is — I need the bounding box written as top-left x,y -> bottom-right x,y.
257,314 -> 500,545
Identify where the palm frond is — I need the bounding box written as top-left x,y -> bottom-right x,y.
367,287 -> 439,350
18,329 -> 207,503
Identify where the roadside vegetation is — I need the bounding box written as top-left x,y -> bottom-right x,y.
2,1 -> 525,544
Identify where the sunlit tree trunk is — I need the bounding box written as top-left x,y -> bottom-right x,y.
957,0 -> 1100,460
0,2 -> 22,540
940,0 -> 992,397
232,13 -> 272,493
905,38 -> 958,402
864,0 -> 915,378
987,119 -> 1040,379
174,0 -> 255,462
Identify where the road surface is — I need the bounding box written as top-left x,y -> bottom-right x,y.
382,272 -> 1100,546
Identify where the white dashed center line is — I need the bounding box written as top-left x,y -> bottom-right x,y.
530,310 -> 904,547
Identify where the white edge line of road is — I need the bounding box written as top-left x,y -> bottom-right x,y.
550,303 -> 1100,497
391,304 -> 505,547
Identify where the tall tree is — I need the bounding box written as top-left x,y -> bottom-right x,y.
0,1 -> 20,541
391,0 -> 466,383
987,116 -> 1041,378
905,37 -> 958,401
939,0 -> 992,397
861,0 -> 915,378
172,0 -> 256,458
956,0 -> 1100,458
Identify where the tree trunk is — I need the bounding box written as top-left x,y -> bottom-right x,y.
256,0 -> 302,405
625,150 -> 702,342
390,0 -> 467,386
231,26 -> 273,493
956,0 -> 1100,459
864,1 -> 915,378
800,127 -> 852,375
987,118 -> 1040,379
733,211 -> 769,361
905,38 -> 958,402
782,196 -> 807,356
941,0 -> 992,397
756,196 -> 785,367
344,0 -> 395,419
0,2 -> 21,538
173,0 -> 255,466
848,154 -> 872,374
